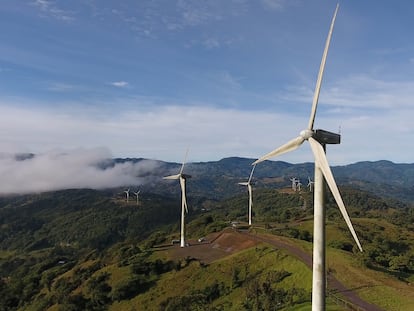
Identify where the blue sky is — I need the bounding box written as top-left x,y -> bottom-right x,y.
1,0 -> 414,165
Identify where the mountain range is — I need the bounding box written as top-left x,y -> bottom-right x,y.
113,157 -> 414,203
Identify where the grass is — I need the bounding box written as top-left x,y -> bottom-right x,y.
36,215 -> 413,311
297,216 -> 412,310
0,250 -> 15,258
108,243 -> 313,311
327,249 -> 414,311
260,217 -> 414,311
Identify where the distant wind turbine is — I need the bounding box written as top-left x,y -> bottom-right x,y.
253,4 -> 362,310
124,188 -> 130,203
238,164 -> 256,226
163,149 -> 191,248
297,180 -> 302,191
133,190 -> 140,205
308,177 -> 315,192
290,177 -> 298,191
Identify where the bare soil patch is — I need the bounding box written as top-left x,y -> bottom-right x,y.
162,228 -> 257,264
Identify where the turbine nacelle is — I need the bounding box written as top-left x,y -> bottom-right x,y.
299,129 -> 340,145
313,129 -> 341,145
181,174 -> 192,180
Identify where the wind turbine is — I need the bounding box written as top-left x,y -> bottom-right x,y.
124,188 -> 130,203
163,150 -> 191,248
290,177 -> 298,191
308,177 -> 315,192
238,164 -> 256,226
297,180 -> 302,191
253,4 -> 363,310
133,190 -> 140,205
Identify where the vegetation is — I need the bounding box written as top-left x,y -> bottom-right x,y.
0,183 -> 414,310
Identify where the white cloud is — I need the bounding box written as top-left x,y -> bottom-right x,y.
261,0 -> 286,10
1,70 -> 414,169
0,148 -> 160,194
93,0 -> 249,40
177,0 -> 223,26
278,74 -> 414,112
32,0 -> 74,21
110,81 -> 129,88
203,37 -> 220,49
47,82 -> 74,92
216,71 -> 242,89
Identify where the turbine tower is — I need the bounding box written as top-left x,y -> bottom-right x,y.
163,149 -> 191,248
238,164 -> 256,226
133,190 -> 140,205
253,4 -> 362,310
124,188 -> 130,203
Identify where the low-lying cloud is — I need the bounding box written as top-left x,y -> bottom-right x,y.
0,148 -> 160,195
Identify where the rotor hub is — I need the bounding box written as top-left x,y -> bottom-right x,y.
300,129 -> 313,140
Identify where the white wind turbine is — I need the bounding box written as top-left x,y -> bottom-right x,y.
290,177 -> 298,191
308,177 -> 315,192
238,164 -> 256,226
124,188 -> 130,203
253,4 -> 363,310
133,190 -> 140,205
297,180 -> 302,191
163,150 -> 191,248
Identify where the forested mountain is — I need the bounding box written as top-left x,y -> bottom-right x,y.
113,157 -> 414,203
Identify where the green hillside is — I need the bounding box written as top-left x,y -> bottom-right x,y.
1,187 -> 414,310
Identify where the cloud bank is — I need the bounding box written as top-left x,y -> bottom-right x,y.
0,148 -> 160,194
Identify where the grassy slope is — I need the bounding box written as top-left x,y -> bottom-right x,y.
267,218 -> 414,311
2,189 -> 413,311
15,218 -> 413,311
327,250 -> 414,311
77,218 -> 414,311
326,217 -> 414,311
109,244 -> 313,310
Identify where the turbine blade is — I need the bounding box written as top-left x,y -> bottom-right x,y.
238,182 -> 249,186
179,148 -> 190,174
248,164 -> 256,183
163,174 -> 181,180
307,3 -> 339,130
308,137 -> 363,252
180,177 -> 188,213
253,136 -> 305,165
